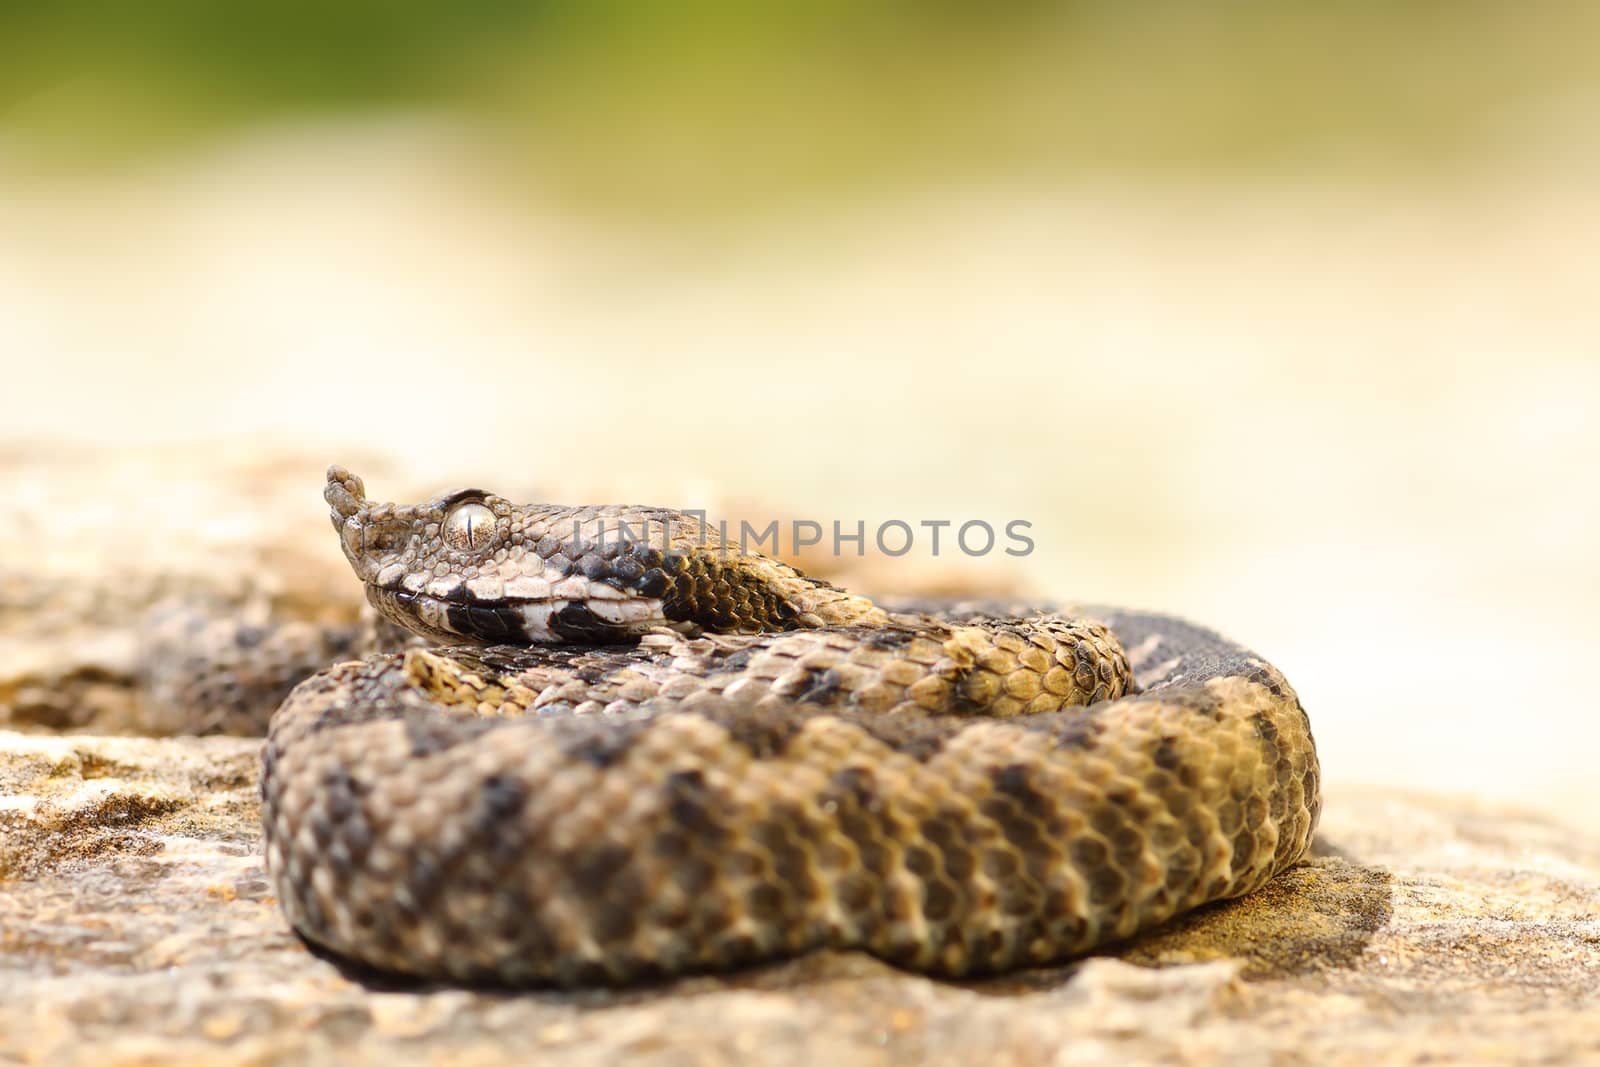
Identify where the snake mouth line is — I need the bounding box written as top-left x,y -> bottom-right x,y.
371,586 -> 665,645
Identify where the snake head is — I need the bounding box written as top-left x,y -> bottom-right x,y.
321,466 -> 752,646
322,467 -> 880,646
325,466 -> 539,643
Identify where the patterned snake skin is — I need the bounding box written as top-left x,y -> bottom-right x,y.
260,467 -> 1321,985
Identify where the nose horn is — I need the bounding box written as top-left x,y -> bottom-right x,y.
325,465 -> 367,519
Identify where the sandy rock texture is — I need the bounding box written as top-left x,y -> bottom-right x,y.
0,443 -> 397,734
4,733 -> 1597,1067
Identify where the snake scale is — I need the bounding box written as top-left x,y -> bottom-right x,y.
260,467 -> 1321,986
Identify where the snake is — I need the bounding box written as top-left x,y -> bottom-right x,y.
259,467 -> 1321,986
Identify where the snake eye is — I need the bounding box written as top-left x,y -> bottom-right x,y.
443,502 -> 496,552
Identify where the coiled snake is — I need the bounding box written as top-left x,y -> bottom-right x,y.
260,467 -> 1321,985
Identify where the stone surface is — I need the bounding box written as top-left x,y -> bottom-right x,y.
3,729 -> 1597,1067
0,443 -> 399,734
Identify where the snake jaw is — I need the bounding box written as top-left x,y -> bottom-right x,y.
366,585 -> 666,645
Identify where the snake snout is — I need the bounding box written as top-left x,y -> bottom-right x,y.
324,466 -> 367,520
324,467 -> 385,574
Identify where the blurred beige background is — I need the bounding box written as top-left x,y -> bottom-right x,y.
2,7 -> 1596,828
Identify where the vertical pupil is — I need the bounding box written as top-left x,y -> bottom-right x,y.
450,504 -> 490,549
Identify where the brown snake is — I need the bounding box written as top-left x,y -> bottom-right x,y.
260,467 -> 1321,985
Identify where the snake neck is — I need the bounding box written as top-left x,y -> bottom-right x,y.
734,554 -> 889,630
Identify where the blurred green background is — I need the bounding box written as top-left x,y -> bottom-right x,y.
5,2 -> 1599,214
1,5 -> 1598,828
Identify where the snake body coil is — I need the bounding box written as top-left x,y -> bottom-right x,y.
260,467 -> 1320,985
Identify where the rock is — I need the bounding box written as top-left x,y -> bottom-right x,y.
3,730 -> 1597,1066
0,443 -> 396,733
